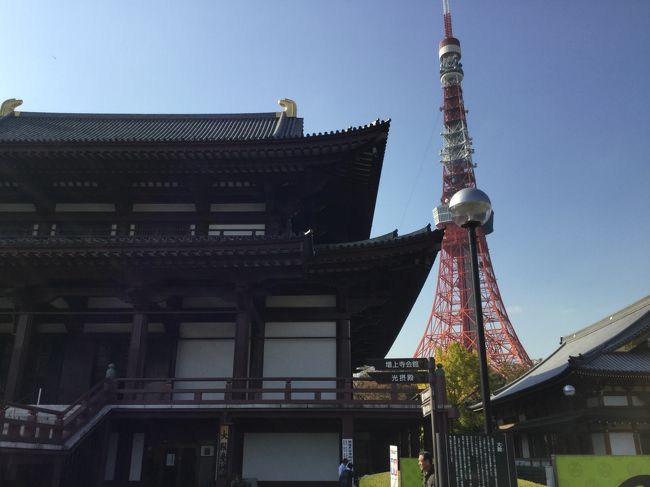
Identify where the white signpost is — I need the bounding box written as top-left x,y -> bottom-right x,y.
389,445 -> 399,487
342,438 -> 354,464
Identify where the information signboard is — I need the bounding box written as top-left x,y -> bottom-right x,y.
368,358 -> 427,370
421,387 -> 432,417
342,438 -> 354,464
446,433 -> 516,487
389,445 -> 399,487
368,371 -> 429,384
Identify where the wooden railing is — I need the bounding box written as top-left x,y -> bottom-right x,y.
1,379 -> 112,446
1,377 -> 420,447
112,377 -> 420,405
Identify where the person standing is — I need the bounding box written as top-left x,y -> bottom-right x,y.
418,451 -> 435,487
339,462 -> 354,487
338,458 -> 348,478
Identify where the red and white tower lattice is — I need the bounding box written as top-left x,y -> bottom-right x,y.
414,0 -> 532,371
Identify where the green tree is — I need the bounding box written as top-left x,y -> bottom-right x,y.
434,343 -> 483,432
434,343 -> 532,432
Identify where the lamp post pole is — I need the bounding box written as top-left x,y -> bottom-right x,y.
448,187 -> 494,436
466,221 -> 493,435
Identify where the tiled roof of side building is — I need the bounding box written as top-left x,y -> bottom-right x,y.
490,293 -> 650,403
576,351 -> 650,374
0,111 -> 304,143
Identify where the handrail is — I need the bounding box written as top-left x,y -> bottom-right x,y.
60,379 -> 108,416
1,376 -> 419,448
1,402 -> 65,416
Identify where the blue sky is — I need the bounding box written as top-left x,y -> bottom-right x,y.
2,0 -> 649,361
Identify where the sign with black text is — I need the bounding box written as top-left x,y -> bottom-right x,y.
446,433 -> 516,487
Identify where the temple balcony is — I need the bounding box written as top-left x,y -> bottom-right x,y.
0,376 -> 420,450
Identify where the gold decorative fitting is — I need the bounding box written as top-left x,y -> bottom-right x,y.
277,98 -> 297,118
0,98 -> 23,116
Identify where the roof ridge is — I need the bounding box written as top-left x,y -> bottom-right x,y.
560,293 -> 650,345
11,111 -> 283,120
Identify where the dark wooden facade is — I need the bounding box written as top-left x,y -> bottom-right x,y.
0,105 -> 442,486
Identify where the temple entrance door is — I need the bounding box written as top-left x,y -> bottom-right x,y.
154,444 -> 199,487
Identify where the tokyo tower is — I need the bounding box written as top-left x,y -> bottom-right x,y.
414,0 -> 532,371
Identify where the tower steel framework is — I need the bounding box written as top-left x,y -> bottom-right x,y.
414,0 -> 532,371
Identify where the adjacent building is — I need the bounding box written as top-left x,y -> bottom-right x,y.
0,99 -> 442,487
490,294 -> 650,483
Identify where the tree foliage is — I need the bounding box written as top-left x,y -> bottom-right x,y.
434,343 -> 532,432
434,343 -> 483,432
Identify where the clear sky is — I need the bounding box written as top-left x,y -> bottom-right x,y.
2,0 -> 649,361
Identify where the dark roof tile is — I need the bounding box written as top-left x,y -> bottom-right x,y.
0,111 -> 304,143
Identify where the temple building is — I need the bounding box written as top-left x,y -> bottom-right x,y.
490,294 -> 650,484
0,98 -> 442,487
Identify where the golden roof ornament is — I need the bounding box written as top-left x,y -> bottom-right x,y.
1,98 -> 23,116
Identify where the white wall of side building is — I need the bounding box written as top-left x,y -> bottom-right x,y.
242,433 -> 339,482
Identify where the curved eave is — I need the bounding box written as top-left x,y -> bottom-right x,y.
313,226 -> 444,362
0,119 -> 390,160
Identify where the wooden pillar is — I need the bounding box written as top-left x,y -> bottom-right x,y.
233,289 -> 252,399
126,312 -> 148,378
248,313 -> 265,399
336,292 -> 352,377
4,313 -> 34,402
337,293 -> 352,402
233,291 -> 252,379
50,458 -> 64,487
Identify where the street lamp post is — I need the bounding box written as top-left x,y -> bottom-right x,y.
449,187 -> 494,435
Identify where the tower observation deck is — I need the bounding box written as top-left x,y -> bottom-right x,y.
414,0 -> 532,371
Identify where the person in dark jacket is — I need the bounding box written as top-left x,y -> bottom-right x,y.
418,451 -> 435,487
339,462 -> 354,487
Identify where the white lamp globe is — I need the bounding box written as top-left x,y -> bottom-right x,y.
449,188 -> 493,227
563,385 -> 576,397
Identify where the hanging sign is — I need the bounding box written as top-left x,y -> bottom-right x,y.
215,424 -> 230,479
368,371 -> 429,384
368,358 -> 427,371
342,438 -> 354,464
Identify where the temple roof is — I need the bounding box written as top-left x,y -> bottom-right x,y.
0,111 -> 304,143
491,294 -> 650,404
0,226 -> 443,363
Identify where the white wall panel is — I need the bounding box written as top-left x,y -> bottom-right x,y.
242,433 -> 339,481
266,295 -> 336,308
0,203 -> 36,212
133,203 -> 196,212
265,321 -> 336,337
128,433 -> 145,481
55,203 -> 116,212
174,339 -> 234,400
609,432 -> 636,455
104,432 -> 119,481
591,433 -> 607,455
179,323 -> 236,338
263,335 -> 336,400
210,203 -> 266,212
